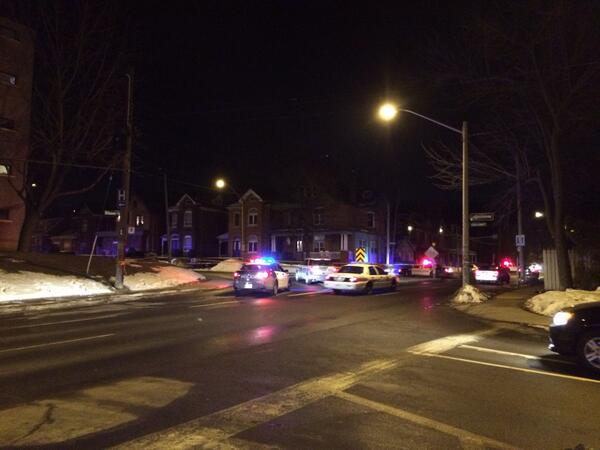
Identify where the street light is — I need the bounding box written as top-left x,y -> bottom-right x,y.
439,227 -> 444,234
535,211 -> 544,219
407,225 -> 413,232
379,101 -> 470,287
215,178 -> 244,257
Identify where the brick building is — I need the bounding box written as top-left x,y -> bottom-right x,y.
227,189 -> 386,263
0,17 -> 33,250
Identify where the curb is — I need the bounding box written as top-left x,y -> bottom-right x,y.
0,284 -> 232,317
453,304 -> 550,331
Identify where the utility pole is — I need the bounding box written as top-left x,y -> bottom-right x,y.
163,172 -> 172,260
516,154 -> 524,285
386,200 -> 391,265
462,121 -> 470,287
115,71 -> 133,289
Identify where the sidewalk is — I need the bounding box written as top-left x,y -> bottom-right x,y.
454,285 -> 551,330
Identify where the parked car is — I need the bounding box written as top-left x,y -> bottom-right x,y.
233,259 -> 290,296
549,303 -> 600,373
473,264 -> 510,284
411,264 -> 434,277
295,258 -> 338,283
323,263 -> 397,295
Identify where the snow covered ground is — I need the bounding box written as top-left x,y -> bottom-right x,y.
525,288 -> 600,316
121,265 -> 205,291
452,284 -> 490,304
210,258 -> 243,273
0,254 -> 206,302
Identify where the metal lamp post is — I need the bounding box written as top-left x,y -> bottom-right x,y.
378,103 -> 470,287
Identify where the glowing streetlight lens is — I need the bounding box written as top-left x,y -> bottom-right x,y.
215,179 -> 226,189
378,103 -> 398,122
407,225 -> 413,232
535,211 -> 544,218
439,227 -> 444,234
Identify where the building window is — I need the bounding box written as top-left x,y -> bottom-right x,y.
233,212 -> 240,226
0,72 -> 16,86
296,239 -> 303,252
358,239 -> 367,249
0,209 -> 9,220
0,163 -> 10,176
248,208 -> 258,226
248,236 -> 258,253
367,212 -> 375,228
171,236 -> 179,251
183,235 -> 193,254
171,212 -> 178,228
184,210 -> 192,227
136,215 -> 144,226
313,211 -> 323,226
0,26 -> 18,41
0,117 -> 15,131
313,235 -> 325,252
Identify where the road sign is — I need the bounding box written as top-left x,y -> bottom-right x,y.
117,189 -> 126,208
355,247 -> 366,262
104,210 -> 119,216
128,226 -> 135,235
470,212 -> 495,222
425,246 -> 439,259
470,222 -> 487,227
515,234 -> 525,247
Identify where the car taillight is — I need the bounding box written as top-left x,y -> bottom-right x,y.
255,271 -> 269,280
349,277 -> 366,282
234,272 -> 240,278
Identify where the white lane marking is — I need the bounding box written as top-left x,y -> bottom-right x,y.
0,334 -> 114,354
336,391 -> 517,450
189,300 -> 239,308
407,329 -> 500,355
288,289 -> 330,297
458,344 -> 576,365
417,353 -> 600,384
112,357 -> 399,449
5,313 -> 127,330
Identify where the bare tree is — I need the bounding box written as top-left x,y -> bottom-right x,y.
424,1 -> 600,289
6,1 -> 128,250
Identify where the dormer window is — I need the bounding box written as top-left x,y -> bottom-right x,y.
313,210 -> 323,226
184,210 -> 193,227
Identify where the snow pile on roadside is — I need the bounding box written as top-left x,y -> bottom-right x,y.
0,269 -> 111,301
123,265 -> 206,291
525,288 -> 600,316
452,284 -> 490,304
210,258 -> 243,273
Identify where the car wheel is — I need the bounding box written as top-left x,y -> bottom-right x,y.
577,331 -> 600,373
364,282 -> 373,295
390,279 -> 397,291
271,281 -> 279,296
333,289 -> 341,295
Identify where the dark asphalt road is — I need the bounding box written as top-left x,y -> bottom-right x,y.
0,277 -> 598,449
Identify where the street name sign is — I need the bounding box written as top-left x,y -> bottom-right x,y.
515,234 -> 525,247
469,212 -> 495,222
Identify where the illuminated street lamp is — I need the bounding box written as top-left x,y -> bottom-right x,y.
535,211 -> 544,219
379,101 -> 470,287
439,226 -> 444,234
215,178 -> 244,256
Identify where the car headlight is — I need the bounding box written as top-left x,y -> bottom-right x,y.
552,311 -> 573,326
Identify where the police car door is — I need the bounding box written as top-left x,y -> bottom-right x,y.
274,265 -> 289,289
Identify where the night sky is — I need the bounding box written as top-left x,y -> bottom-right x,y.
129,1 -> 471,219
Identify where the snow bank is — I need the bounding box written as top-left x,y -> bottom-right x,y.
525,288 -> 600,316
210,258 -> 243,273
0,269 -> 111,301
123,265 -> 206,291
452,284 -> 490,304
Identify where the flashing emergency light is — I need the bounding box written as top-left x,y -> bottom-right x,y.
422,258 -> 433,267
500,258 -> 513,268
249,257 -> 276,265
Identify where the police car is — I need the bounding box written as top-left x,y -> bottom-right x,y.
323,263 -> 397,295
233,257 -> 290,296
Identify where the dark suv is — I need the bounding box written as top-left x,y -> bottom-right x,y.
549,302 -> 600,373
